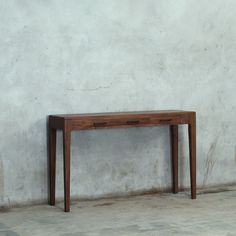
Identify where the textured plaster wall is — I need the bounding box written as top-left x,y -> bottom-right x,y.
0,0 -> 236,206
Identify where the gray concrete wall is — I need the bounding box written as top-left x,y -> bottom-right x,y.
0,0 -> 236,207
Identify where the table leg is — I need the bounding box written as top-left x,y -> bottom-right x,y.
188,117 -> 196,199
63,129 -> 71,212
49,128 -> 56,205
170,125 -> 178,193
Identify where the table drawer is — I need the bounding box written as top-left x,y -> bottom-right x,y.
70,115 -> 189,129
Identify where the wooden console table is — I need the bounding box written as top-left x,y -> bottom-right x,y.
48,110 -> 196,212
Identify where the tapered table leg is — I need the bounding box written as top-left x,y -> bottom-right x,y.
49,127 -> 56,205
63,129 -> 71,212
170,125 -> 178,194
188,115 -> 196,199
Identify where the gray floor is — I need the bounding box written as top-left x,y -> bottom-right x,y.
1,187 -> 236,236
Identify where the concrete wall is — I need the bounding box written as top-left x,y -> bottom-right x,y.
0,0 -> 236,207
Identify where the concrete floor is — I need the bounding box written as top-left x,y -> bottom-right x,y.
0,187 -> 236,236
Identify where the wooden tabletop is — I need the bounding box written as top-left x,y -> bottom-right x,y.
50,110 -> 195,119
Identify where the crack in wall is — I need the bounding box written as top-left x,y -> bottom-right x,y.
80,84 -> 112,92
202,136 -> 219,188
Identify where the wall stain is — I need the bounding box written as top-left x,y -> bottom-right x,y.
202,136 -> 219,188
153,160 -> 158,176
93,202 -> 114,207
198,187 -> 235,195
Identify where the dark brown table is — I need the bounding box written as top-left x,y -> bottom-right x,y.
48,110 -> 196,212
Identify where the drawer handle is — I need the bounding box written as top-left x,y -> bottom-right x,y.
93,122 -> 107,127
159,119 -> 172,123
126,120 -> 140,125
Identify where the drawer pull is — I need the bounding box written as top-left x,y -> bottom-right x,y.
126,120 -> 140,125
93,122 -> 107,127
159,119 -> 172,123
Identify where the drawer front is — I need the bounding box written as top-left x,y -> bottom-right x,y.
70,115 -> 189,130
